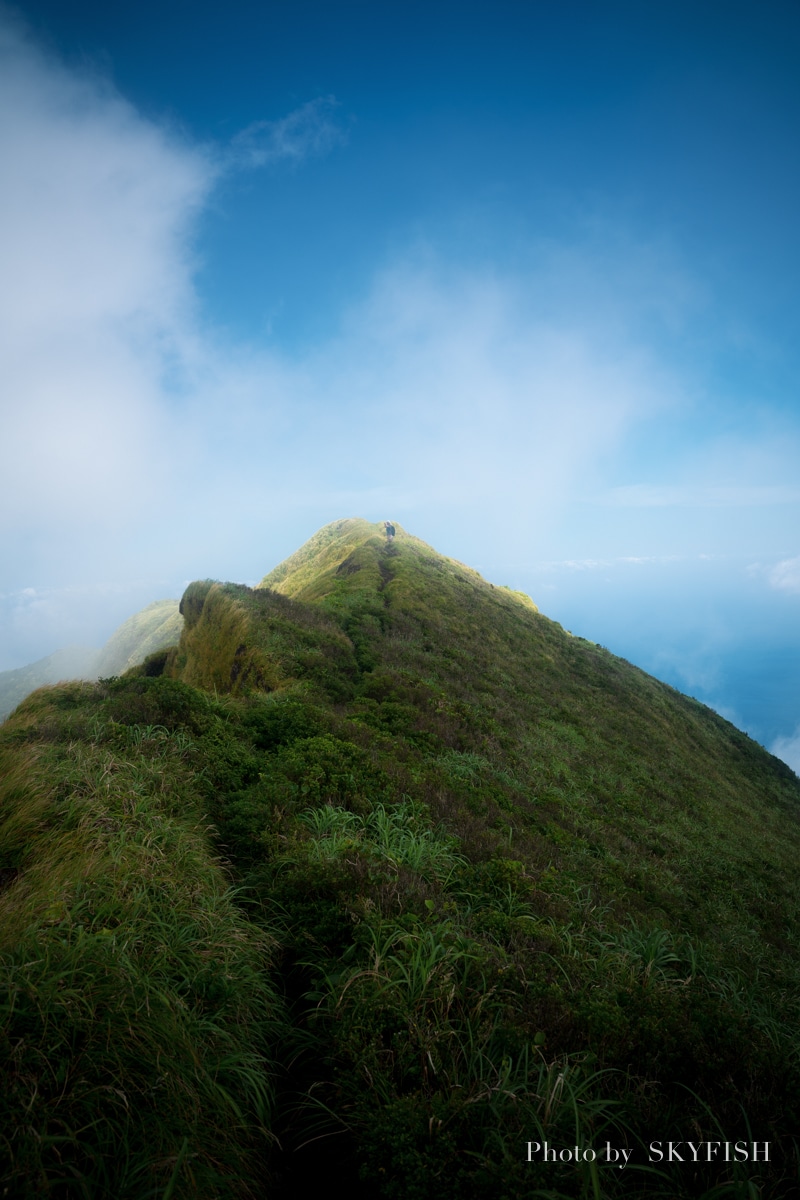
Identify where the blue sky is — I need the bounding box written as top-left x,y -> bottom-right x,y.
1,0 -> 799,770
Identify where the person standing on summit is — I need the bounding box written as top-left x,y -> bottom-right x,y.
384,521 -> 396,541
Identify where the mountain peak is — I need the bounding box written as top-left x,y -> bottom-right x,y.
258,517 -> 394,599
258,516 -> 537,612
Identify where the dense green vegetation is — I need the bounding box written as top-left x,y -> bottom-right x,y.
2,519 -> 799,1197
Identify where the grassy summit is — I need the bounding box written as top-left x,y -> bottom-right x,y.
2,519 -> 799,1197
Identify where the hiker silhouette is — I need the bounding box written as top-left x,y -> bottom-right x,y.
384,522 -> 396,541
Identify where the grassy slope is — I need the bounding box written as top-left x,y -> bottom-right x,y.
259,519 -> 800,954
2,519 -> 799,1197
93,599 -> 183,679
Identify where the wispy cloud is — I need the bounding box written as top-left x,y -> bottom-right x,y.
745,557 -> 800,595
535,554 -> 688,572
768,557 -> 800,594
228,96 -> 347,169
771,726 -> 800,775
604,484 -> 800,507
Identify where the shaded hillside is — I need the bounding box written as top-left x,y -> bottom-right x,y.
0,599 -> 182,721
2,519 -> 799,1198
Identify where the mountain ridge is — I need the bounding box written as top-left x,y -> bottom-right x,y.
163,520 -> 799,945
1,519 -> 799,1197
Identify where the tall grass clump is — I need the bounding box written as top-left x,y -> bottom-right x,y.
0,686 -> 282,1198
295,797 -> 465,880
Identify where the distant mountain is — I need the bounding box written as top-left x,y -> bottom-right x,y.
0,644 -> 99,721
92,599 -> 183,679
0,598 -> 182,721
2,519 -> 799,1198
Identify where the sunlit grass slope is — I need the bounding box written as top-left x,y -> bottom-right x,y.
2,518 -> 799,1197
93,598 -> 183,678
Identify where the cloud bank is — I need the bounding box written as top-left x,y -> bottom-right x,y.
0,13 -> 214,549
1,6 -> 798,712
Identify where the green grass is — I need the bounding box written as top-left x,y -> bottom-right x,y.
0,681 -> 280,1197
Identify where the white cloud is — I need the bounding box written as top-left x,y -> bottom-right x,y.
0,16 -> 347,569
768,557 -> 800,594
0,14 -> 215,542
280,255 -> 674,556
771,727 -> 800,776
